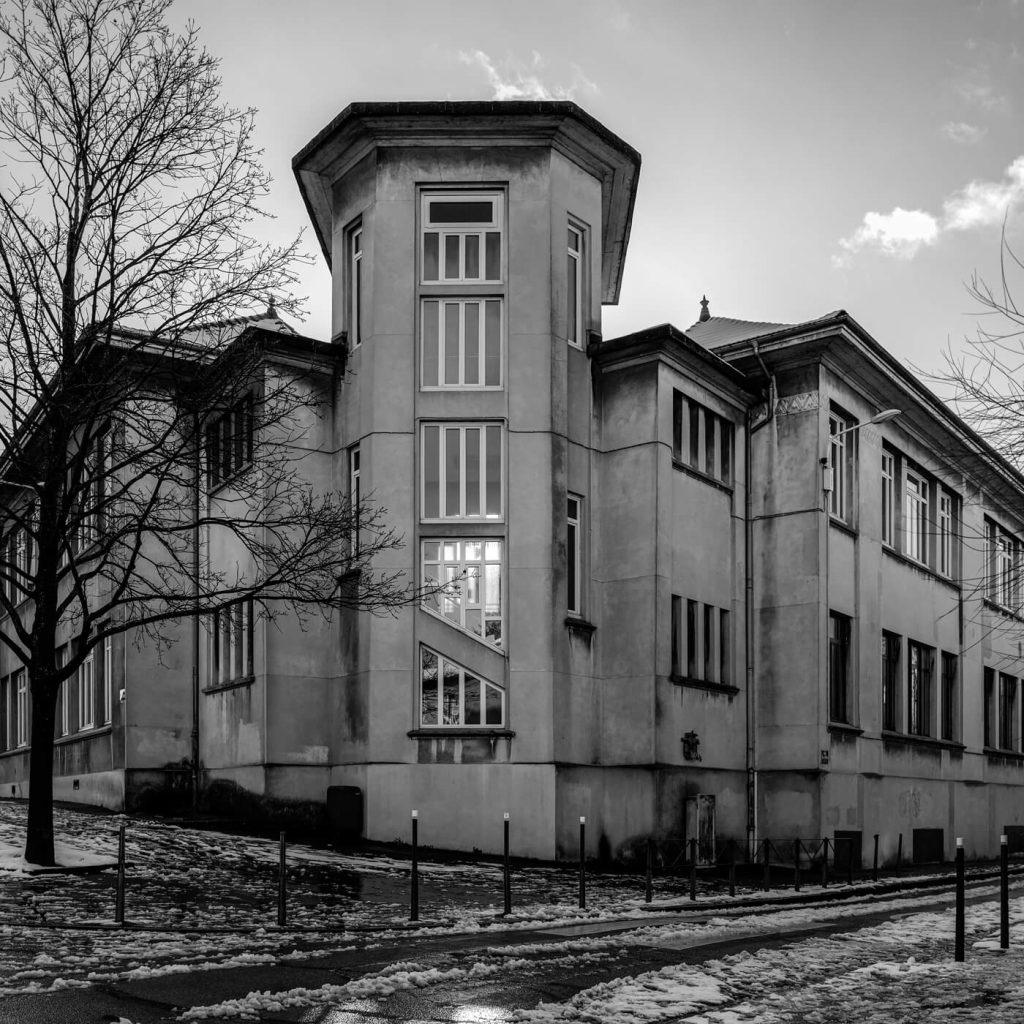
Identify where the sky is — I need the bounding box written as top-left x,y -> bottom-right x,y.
167,0 -> 1024,381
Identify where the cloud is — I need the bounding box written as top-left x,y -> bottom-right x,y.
956,79 -> 1009,113
942,121 -> 986,145
458,50 -> 599,102
836,156 -> 1024,265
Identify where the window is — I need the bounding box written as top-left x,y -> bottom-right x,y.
907,640 -> 934,737
567,223 -> 584,348
671,392 -> 734,485
941,651 -> 957,741
58,647 -> 70,737
0,676 -> 9,751
422,540 -> 503,647
985,667 -> 995,747
102,629 -> 113,725
421,298 -> 502,388
349,445 -> 361,553
828,412 -> 854,522
675,599 -> 730,684
211,599 -> 253,686
904,470 -> 928,564
567,496 -> 582,615
78,653 -> 94,731
671,595 -> 682,677
348,223 -> 363,347
3,522 -> 32,605
421,424 -> 503,520
999,673 -> 1017,751
420,646 -> 504,727
938,494 -> 953,578
686,599 -> 698,677
206,394 -> 254,489
988,521 -> 1020,610
881,451 -> 895,547
703,605 -> 714,681
421,192 -> 502,284
882,630 -> 901,731
719,609 -> 731,685
828,611 -> 852,724
15,669 -> 27,746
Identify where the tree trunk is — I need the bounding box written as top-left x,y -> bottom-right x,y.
24,677 -> 57,867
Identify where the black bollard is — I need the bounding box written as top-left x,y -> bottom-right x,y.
689,838 -> 697,901
114,821 -> 126,925
896,832 -> 903,876
793,839 -> 801,892
955,837 -> 965,962
873,834 -> 879,883
503,813 -> 512,916
763,838 -> 771,891
277,831 -> 287,927
846,837 -> 854,886
645,837 -> 653,904
821,838 -> 828,888
728,839 -> 736,897
410,810 -> 419,922
1001,834 -> 1009,950
578,817 -> 586,909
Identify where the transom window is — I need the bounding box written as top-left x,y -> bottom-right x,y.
421,192 -> 502,283
421,424 -> 503,520
422,539 -> 502,647
421,298 -> 502,388
420,646 -> 505,727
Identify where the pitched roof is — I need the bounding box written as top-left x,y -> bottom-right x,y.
685,316 -> 794,349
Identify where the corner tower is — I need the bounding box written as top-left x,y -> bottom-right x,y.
294,101 -> 640,858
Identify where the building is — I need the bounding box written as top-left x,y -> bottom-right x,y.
4,100 -> 1024,866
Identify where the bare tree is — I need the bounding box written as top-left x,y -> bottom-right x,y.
0,0 -> 411,866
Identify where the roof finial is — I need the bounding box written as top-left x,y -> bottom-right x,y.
699,295 -> 710,323
266,294 -> 277,318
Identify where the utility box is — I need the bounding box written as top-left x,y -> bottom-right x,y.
685,794 -> 716,866
326,786 -> 363,843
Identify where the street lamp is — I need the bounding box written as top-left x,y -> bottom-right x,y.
822,409 -> 901,494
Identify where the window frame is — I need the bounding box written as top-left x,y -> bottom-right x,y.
671,391 -> 735,486
102,629 -> 113,725
211,598 -> 254,687
348,221 -> 363,348
419,645 -> 505,729
420,423 -> 504,522
828,410 -> 855,524
420,297 -> 503,390
420,190 -> 503,285
881,630 -> 901,732
985,666 -> 995,747
941,650 -> 958,742
907,639 -> 934,737
567,221 -> 585,348
206,393 -> 255,492
567,495 -> 582,616
881,450 -> 895,548
989,520 -> 1020,611
999,672 -> 1018,751
904,468 -> 929,566
421,539 -> 504,648
14,669 -> 27,747
828,610 -> 853,724
78,652 -> 95,731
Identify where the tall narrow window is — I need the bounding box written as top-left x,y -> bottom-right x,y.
0,676 -> 9,752
671,595 -> 682,677
938,493 -> 953,578
881,451 -> 895,547
993,528 -> 1017,610
985,667 -> 995,747
421,424 -> 503,520
703,604 -> 714,681
907,640 -> 934,737
206,394 -> 254,490
999,673 -> 1017,750
941,651 -> 957,742
686,599 -> 698,678
349,445 -> 361,553
567,496 -> 582,615
422,540 -> 503,647
421,298 -> 502,388
828,611 -> 852,724
421,192 -> 502,284
58,647 -> 70,737
78,653 -> 95,731
211,599 -> 253,686
882,630 -> 901,732
567,224 -> 584,348
719,609 -> 731,685
349,224 -> 363,348
688,400 -> 700,467
904,470 -> 928,564
672,390 -> 683,462
102,629 -> 113,725
15,669 -> 27,746
828,413 -> 854,523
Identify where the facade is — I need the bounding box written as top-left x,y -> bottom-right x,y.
4,100 -> 1024,865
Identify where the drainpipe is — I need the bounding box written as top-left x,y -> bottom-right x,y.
744,341 -> 776,853
191,412 -> 201,812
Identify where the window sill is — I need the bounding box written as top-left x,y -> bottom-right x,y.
203,675 -> 255,695
565,616 -> 596,637
984,747 -> 1024,765
55,725 -> 113,746
669,674 -> 739,697
983,599 -> 1024,623
408,728 -> 515,739
828,515 -> 857,539
882,547 -> 961,591
671,459 -> 734,496
882,730 -> 965,752
0,746 -> 29,759
827,722 -> 863,737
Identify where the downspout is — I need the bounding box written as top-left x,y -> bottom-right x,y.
745,340 -> 776,854
191,412 -> 201,812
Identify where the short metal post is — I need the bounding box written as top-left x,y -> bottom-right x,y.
793,838 -> 801,892
689,838 -> 698,901
410,810 -> 419,922
1000,834 -> 1009,950
114,821 -> 126,925
821,838 -> 828,888
277,831 -> 287,927
578,817 -> 586,909
728,839 -> 736,897
896,832 -> 903,876
762,838 -> 771,891
955,837 -> 965,962
873,833 -> 879,883
846,837 -> 854,886
503,813 -> 511,915
645,837 -> 653,904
